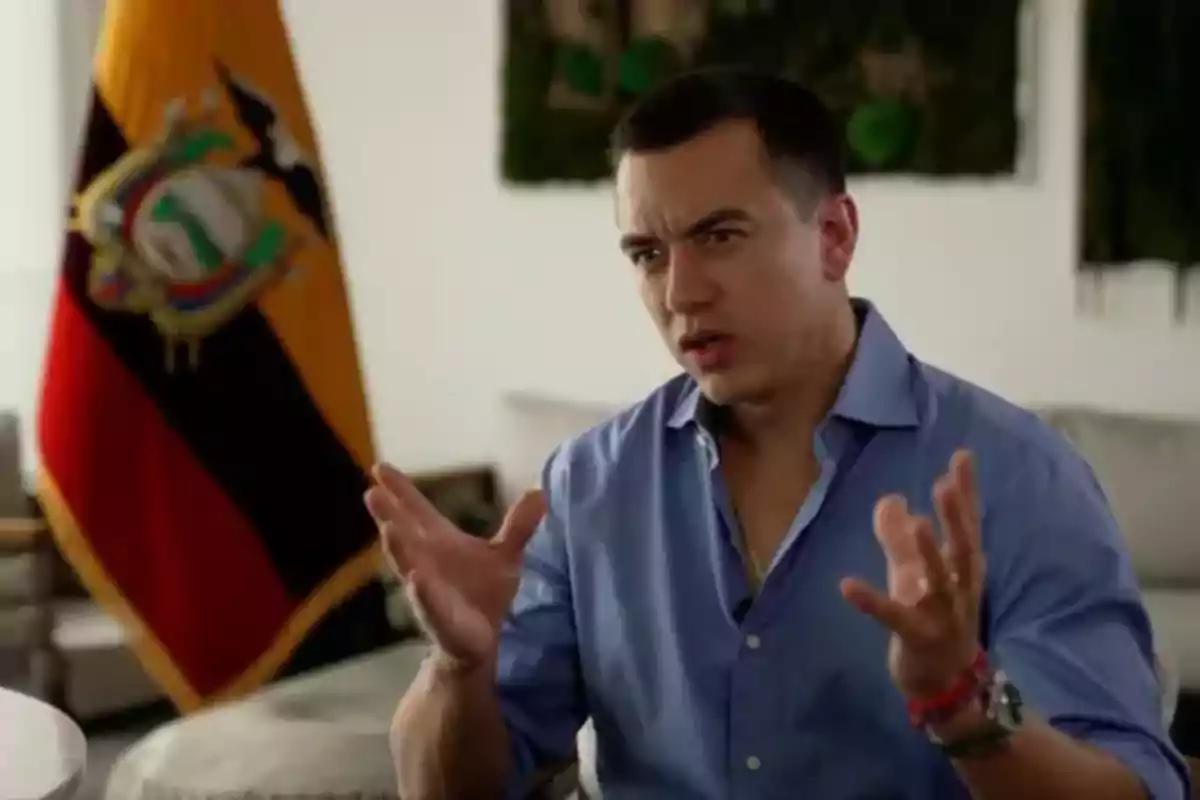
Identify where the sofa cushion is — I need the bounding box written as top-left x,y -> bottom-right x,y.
1142,589 -> 1199,694
1037,408 -> 1200,584
106,640 -> 429,799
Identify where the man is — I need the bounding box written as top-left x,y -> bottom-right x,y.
366,67 -> 1188,799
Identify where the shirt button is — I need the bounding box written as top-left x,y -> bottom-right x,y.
746,755 -> 762,771
745,634 -> 761,650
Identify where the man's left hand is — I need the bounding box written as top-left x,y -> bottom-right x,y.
841,449 -> 987,699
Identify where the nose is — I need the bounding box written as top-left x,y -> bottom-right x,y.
663,245 -> 717,314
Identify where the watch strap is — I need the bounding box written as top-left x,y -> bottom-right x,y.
929,668 -> 1022,760
936,721 -> 1014,759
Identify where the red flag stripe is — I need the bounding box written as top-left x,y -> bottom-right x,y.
38,279 -> 295,702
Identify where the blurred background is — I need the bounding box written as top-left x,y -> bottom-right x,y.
2,2 -> 1200,798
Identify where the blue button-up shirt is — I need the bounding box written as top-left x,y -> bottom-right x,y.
496,301 -> 1188,799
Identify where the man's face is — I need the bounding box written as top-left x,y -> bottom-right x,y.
615,120 -> 858,406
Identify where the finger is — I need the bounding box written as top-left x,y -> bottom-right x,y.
379,521 -> 415,579
873,494 -> 920,566
373,462 -> 453,535
364,485 -> 401,526
934,476 -> 975,593
490,489 -> 547,557
365,483 -> 429,555
911,515 -> 953,600
366,483 -> 427,579
840,577 -> 925,640
936,453 -> 984,595
950,450 -> 980,538
932,476 -> 967,586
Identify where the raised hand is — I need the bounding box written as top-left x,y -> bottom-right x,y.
364,463 -> 546,670
840,450 -> 986,699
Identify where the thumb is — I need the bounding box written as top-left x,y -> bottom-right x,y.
490,489 -> 547,557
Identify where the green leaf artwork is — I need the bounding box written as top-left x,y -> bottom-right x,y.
619,37 -> 684,96
502,0 -> 1022,184
847,99 -> 921,168
558,41 -> 605,96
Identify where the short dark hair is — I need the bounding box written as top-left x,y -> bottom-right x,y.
609,66 -> 846,204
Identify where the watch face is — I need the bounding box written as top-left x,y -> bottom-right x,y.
994,671 -> 1024,729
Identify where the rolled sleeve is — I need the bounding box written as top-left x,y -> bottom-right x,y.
987,453 -> 1189,800
497,449 -> 588,799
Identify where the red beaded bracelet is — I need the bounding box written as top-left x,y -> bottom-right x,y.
906,649 -> 990,728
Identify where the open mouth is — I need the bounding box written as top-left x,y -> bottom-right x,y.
679,331 -> 728,352
679,331 -> 735,371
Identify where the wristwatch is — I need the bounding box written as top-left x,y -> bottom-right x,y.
927,668 -> 1025,759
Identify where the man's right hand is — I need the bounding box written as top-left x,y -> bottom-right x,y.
364,464 -> 546,671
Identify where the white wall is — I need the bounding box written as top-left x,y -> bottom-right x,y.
2,0 -> 1199,476
0,0 -> 72,477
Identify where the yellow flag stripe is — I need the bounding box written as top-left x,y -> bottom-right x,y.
93,0 -> 375,471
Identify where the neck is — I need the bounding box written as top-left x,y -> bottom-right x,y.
727,304 -> 859,452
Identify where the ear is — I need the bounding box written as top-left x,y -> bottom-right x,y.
819,194 -> 859,282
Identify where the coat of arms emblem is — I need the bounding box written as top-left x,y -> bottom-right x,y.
71,67 -> 326,372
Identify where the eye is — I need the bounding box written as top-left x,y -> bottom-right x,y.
629,247 -> 665,270
695,228 -> 743,247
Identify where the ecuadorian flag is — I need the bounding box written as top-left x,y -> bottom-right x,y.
36,0 -> 393,711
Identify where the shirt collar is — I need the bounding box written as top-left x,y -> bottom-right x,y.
667,298 -> 919,431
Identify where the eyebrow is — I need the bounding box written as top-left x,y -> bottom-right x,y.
619,207 -> 752,253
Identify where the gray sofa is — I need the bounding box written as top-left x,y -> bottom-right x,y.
104,400 -> 1195,799
1040,408 -> 1199,705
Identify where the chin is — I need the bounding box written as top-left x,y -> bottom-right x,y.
693,370 -> 767,407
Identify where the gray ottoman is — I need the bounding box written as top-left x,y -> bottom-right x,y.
106,641 -> 429,799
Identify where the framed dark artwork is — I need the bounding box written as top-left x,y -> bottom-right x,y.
1080,1 -> 1200,320
414,466 -> 503,537
502,0 -> 1024,185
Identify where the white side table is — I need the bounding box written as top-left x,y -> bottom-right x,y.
0,686 -> 87,800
